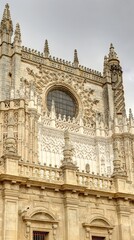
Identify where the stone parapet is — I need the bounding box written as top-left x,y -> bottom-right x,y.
21,47 -> 103,85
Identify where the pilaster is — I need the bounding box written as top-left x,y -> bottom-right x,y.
64,192 -> 79,240
116,198 -> 131,240
2,181 -> 19,240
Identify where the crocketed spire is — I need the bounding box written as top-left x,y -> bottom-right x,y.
1,3 -> 13,34
14,23 -> 21,44
2,3 -> 11,20
108,43 -> 118,61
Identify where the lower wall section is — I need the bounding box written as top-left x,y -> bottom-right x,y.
0,183 -> 134,240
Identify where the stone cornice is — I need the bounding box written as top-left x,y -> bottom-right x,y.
1,173 -> 134,201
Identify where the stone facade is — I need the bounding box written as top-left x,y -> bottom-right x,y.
0,4 -> 134,240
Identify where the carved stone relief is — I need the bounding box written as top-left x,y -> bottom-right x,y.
26,66 -> 99,126
39,127 -> 113,174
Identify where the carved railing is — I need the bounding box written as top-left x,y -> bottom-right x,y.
19,162 -> 63,183
42,114 -> 96,136
76,172 -> 114,192
18,162 -> 114,192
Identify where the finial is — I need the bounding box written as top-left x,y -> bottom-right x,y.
103,55 -> 108,75
129,108 -> 133,120
1,3 -> 13,38
44,39 -> 49,58
50,99 -> 56,127
104,55 -> 108,62
51,99 -> 55,111
73,49 -> 79,68
14,23 -> 21,45
61,130 -> 76,167
2,4 -> 11,20
50,99 -> 56,118
108,43 -> 119,61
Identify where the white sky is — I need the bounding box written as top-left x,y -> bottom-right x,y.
0,0 -> 134,113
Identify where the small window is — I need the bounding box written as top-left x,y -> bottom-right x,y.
33,231 -> 48,240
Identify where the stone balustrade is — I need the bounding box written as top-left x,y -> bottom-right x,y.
76,171 -> 114,192
18,161 -> 114,192
19,162 -> 63,183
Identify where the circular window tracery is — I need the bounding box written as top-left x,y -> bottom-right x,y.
47,87 -> 78,119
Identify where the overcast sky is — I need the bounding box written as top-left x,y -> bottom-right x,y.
0,0 -> 134,113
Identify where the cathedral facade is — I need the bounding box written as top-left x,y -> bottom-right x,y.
0,4 -> 134,240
